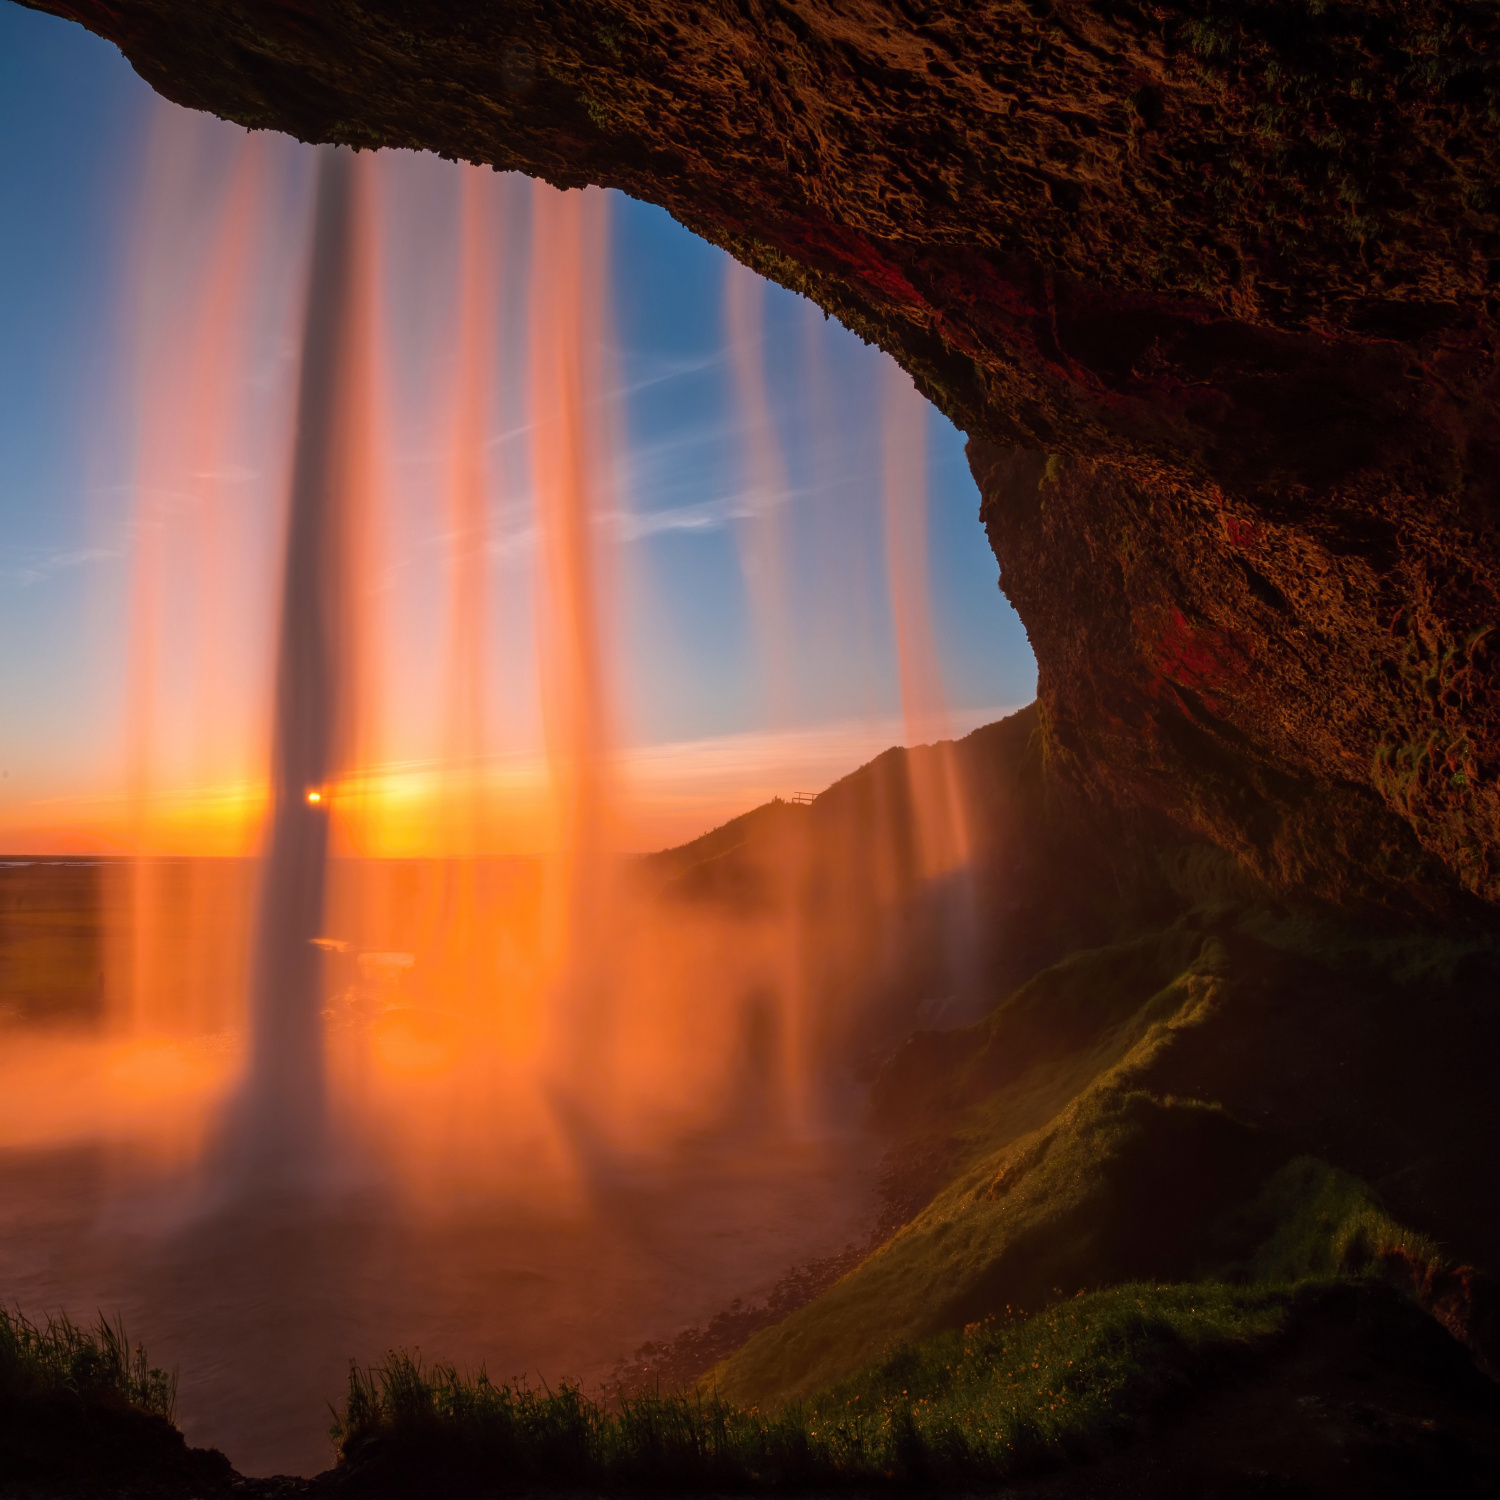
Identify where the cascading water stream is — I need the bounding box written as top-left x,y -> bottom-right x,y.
527,183 -> 620,1121
430,164 -> 498,1008
235,146 -> 374,1182
440,164 -> 496,855
724,261 -> 794,728
89,136 -> 991,1181
880,362 -> 980,1007
121,127 -> 267,1041
881,363 -> 972,880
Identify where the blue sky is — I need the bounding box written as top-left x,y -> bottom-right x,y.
0,2 -> 1036,845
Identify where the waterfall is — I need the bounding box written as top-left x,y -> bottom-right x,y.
235,146 -> 375,1182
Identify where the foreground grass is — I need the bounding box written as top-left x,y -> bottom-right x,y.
332,1279 -> 1321,1487
0,1306 -> 176,1421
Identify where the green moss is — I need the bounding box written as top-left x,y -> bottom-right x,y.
580,92 -> 614,131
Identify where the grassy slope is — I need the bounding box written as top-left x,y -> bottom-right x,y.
795,1278 -> 1344,1475
710,909 -> 1488,1408
713,924 -> 1230,1403
333,1248 -> 1495,1491
626,711 -> 1500,1467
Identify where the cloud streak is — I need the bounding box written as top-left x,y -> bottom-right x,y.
0,545 -> 116,588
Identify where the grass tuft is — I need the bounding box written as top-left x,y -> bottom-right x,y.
331,1281 -> 1316,1488
334,1357 -> 832,1487
0,1306 -> 176,1421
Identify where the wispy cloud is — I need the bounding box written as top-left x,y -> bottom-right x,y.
0,546 -> 117,588
389,352 -> 723,469
613,347 -> 725,397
